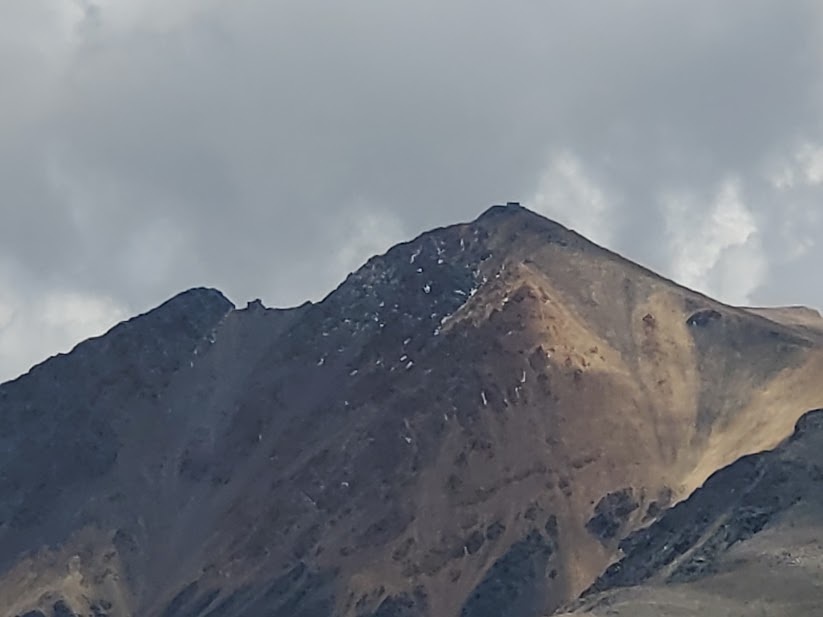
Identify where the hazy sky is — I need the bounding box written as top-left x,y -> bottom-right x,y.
3,0 -> 823,381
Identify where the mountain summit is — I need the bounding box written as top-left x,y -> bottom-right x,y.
3,205 -> 823,617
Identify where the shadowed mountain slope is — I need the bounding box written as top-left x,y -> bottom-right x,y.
2,205 -> 823,617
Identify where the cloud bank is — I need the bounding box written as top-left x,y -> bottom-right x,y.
2,0 -> 823,380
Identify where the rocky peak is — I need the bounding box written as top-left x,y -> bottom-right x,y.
318,204 -> 587,342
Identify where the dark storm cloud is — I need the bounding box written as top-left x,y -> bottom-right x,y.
2,0 -> 823,379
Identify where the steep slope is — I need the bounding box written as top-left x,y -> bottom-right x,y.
2,204 -> 823,617
559,409 -> 823,617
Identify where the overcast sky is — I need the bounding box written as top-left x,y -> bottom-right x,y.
2,0 -> 823,382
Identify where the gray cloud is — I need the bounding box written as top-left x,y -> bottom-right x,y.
2,0 -> 823,380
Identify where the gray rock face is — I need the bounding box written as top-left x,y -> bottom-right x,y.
369,591 -> 429,617
15,601 -> 83,617
585,489 -> 640,544
460,530 -> 556,617
1,288 -> 235,616
0,290 -> 233,517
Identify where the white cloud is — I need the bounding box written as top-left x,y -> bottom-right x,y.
796,142 -> 823,185
0,263 -> 127,382
663,179 -> 766,305
119,218 -> 193,291
40,290 -> 127,332
0,302 -> 14,331
527,151 -> 614,247
778,205 -> 820,261
767,141 -> 823,189
332,204 -> 408,282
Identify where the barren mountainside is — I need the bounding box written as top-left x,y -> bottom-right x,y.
2,204 -> 823,617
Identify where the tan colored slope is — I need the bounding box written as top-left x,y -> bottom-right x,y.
0,529 -> 134,617
471,208 -> 823,492
554,406 -> 823,617
684,350 -> 823,493
745,305 -> 823,333
317,209 -> 823,615
422,208 -> 823,606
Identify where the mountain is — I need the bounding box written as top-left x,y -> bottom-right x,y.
2,204 -> 823,617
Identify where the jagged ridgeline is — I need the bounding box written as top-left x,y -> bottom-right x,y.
3,204 -> 823,617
